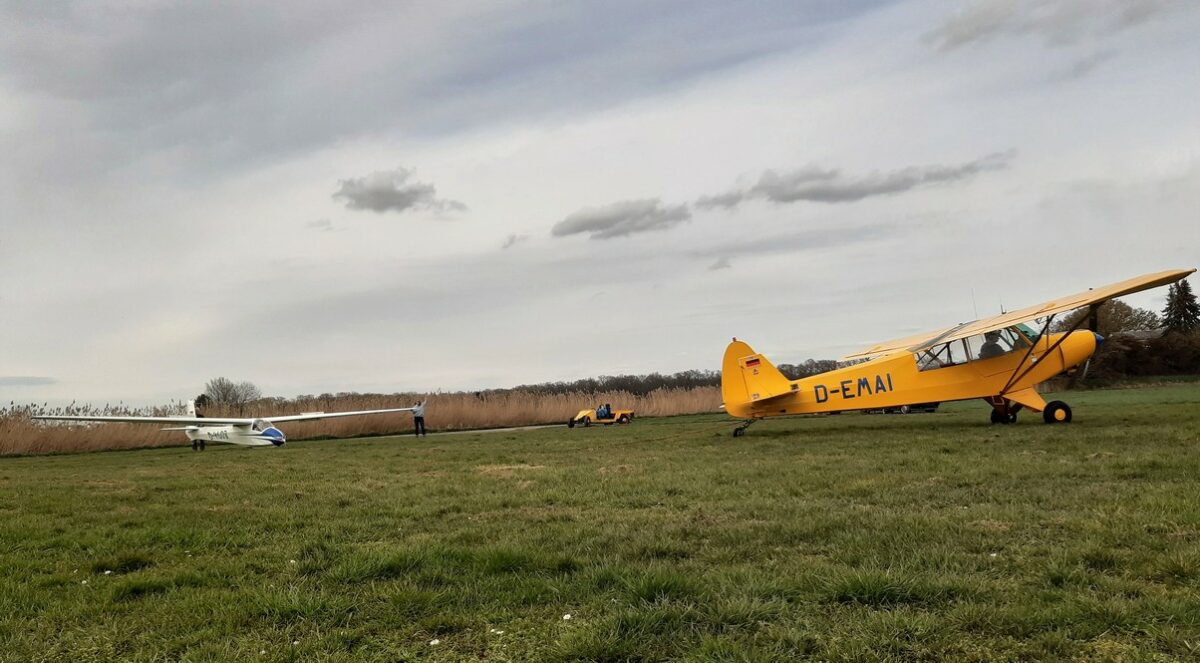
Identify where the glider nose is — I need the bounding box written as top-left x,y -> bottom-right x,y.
1093,332 -> 1105,348
264,427 -> 286,446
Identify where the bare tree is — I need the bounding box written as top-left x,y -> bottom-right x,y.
1052,300 -> 1161,336
204,377 -> 262,414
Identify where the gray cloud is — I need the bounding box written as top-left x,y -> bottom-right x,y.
926,0 -> 1174,51
551,199 -> 691,240
697,152 -> 1012,210
305,218 -> 334,232
691,223 -> 898,259
0,376 -> 57,387
708,257 -> 732,271
333,167 -> 466,215
501,234 -> 529,249
0,2 -> 880,179
1053,49 -> 1118,81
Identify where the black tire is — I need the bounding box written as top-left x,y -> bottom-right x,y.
583,417 -> 591,428
733,427 -> 745,438
899,405 -> 911,415
568,418 -> 575,428
990,409 -> 1016,424
1043,401 -> 1072,424
200,440 -> 207,451
191,440 -> 199,451
618,415 -> 630,424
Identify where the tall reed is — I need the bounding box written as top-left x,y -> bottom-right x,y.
0,387 -> 721,456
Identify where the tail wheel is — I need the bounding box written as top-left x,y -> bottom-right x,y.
617,415 -> 630,424
1043,401 -> 1072,424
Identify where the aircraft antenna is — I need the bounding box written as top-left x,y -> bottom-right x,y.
971,288 -> 979,320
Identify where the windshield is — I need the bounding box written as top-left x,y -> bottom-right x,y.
252,419 -> 272,432
1014,323 -> 1040,342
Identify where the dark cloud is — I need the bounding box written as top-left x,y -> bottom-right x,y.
696,152 -> 1012,210
333,167 -> 466,215
0,376 -> 57,387
925,0 -> 1174,51
501,234 -> 529,249
551,199 -> 691,240
708,257 -> 732,271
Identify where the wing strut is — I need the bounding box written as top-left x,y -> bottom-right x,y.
1000,315 -> 1055,396
998,303 -> 1098,396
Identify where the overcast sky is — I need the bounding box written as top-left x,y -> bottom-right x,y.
2,0 -> 1198,405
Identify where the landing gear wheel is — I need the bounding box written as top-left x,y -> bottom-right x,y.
1043,401 -> 1072,424
191,440 -> 199,451
568,419 -> 575,428
732,419 -> 755,437
199,440 -> 207,451
618,415 -> 630,424
990,409 -> 1017,424
582,417 -> 591,428
899,405 -> 911,415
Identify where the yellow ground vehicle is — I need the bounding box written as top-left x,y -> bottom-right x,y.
722,269 -> 1194,436
567,406 -> 634,428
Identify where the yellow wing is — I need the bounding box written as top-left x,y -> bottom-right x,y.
838,326 -> 957,362
840,269 -> 1195,361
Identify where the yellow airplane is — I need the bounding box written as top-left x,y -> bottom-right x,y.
721,269 -> 1195,436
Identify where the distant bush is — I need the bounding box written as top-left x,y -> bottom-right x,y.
1079,331 -> 1200,385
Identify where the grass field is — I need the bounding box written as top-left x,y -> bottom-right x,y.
2,385 -> 1199,662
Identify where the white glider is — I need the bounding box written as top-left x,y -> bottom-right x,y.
33,400 -> 417,450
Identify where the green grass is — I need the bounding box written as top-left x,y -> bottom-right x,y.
2,385 -> 1200,661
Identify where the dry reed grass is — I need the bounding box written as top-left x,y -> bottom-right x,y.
0,387 -> 721,456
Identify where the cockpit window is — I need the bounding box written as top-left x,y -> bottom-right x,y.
966,327 -> 1028,360
1014,323 -> 1040,342
917,339 -> 971,371
918,326 -> 1033,370
252,419 -> 271,432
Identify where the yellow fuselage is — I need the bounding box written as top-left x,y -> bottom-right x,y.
724,331 -> 1098,419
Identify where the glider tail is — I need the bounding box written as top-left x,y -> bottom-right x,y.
721,339 -> 794,418
186,400 -> 197,417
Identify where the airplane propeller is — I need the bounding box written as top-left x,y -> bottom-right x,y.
1068,304 -> 1102,387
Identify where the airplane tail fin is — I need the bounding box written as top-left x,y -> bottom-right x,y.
186,399 -> 197,417
721,339 -> 795,418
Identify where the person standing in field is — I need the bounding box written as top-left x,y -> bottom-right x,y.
412,399 -> 427,437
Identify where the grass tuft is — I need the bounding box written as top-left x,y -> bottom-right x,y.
90,553 -> 154,575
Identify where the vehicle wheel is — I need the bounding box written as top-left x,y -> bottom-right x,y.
583,417 -> 591,428
990,409 -> 1015,425
733,427 -> 745,438
191,440 -> 199,451
618,415 -> 630,424
200,440 -> 207,451
568,419 -> 575,428
899,405 -> 911,415
1043,401 -> 1072,424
